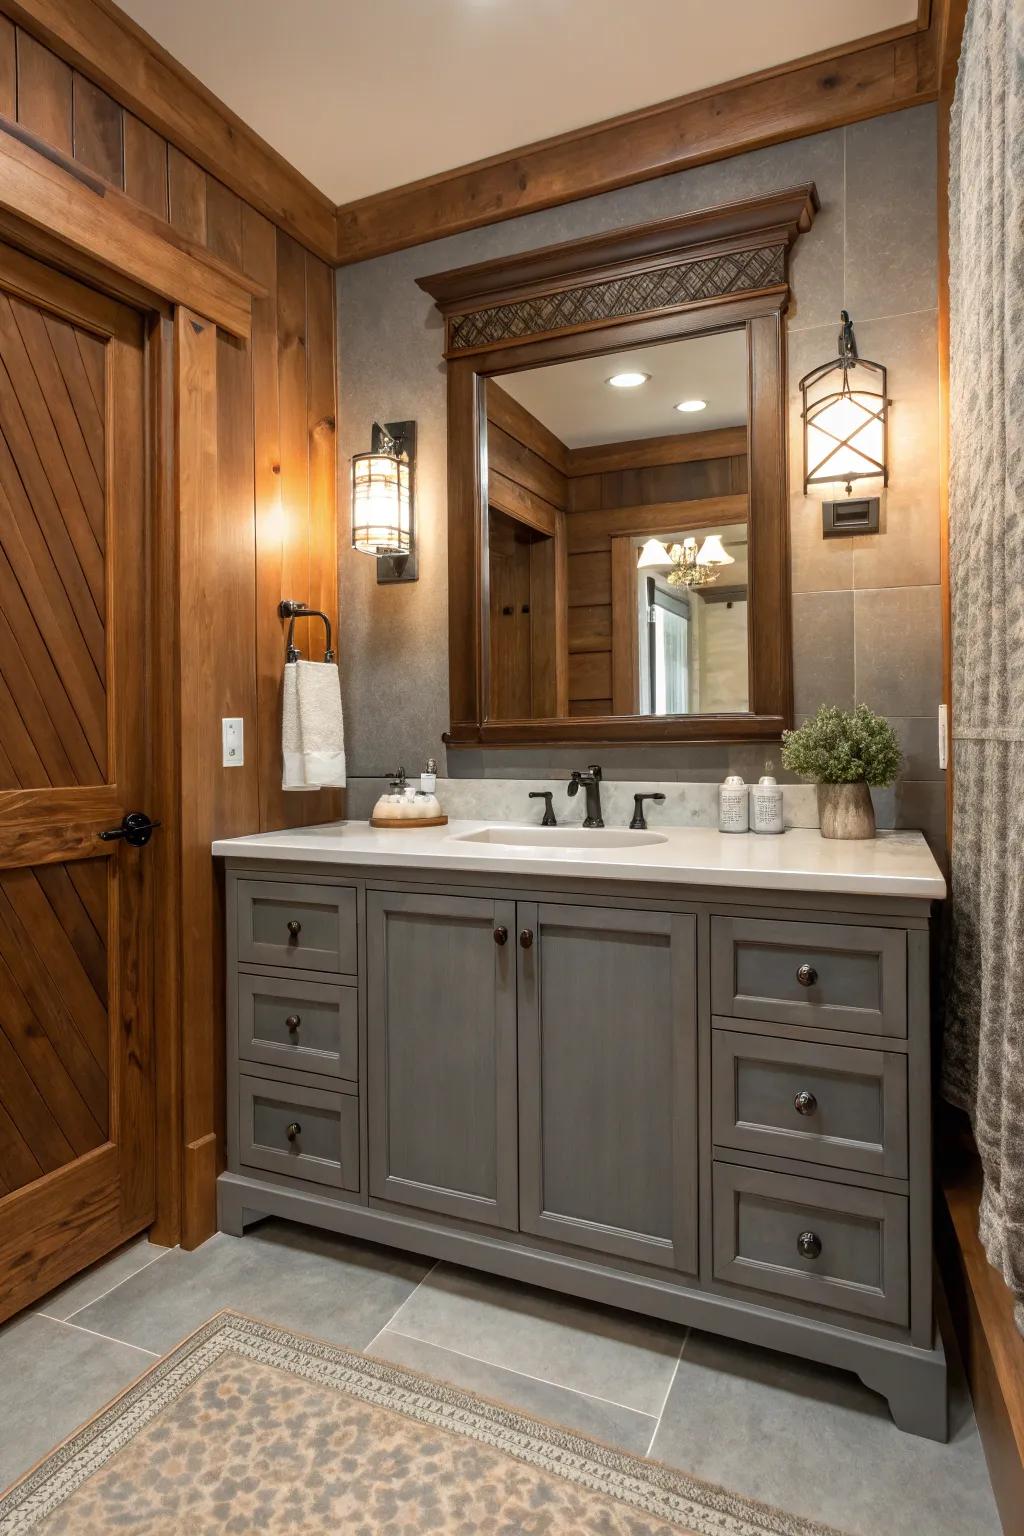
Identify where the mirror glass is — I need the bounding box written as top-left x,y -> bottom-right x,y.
485,327 -> 749,722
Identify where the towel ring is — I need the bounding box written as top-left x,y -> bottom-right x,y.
278,599 -> 335,663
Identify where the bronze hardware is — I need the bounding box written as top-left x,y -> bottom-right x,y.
285,1014 -> 301,1032
797,1230 -> 822,1259
794,1090 -> 818,1116
98,810 -> 161,847
519,928 -> 534,949
286,1121 -> 301,1142
287,919 -> 302,939
493,926 -> 508,946
796,963 -> 818,987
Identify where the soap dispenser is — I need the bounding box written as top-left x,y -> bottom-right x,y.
371,767 -> 447,828
718,774 -> 749,833
749,762 -> 784,834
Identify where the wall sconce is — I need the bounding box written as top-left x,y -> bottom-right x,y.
799,311 -> 887,538
351,419 -> 417,583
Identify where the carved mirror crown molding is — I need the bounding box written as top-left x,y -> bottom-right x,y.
418,185 -> 818,357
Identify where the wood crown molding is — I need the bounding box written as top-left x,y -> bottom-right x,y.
338,21 -> 936,264
418,186 -> 816,357
0,0 -> 337,261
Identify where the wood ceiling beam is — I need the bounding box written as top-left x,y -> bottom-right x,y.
0,0 -> 338,261
336,21 -> 937,266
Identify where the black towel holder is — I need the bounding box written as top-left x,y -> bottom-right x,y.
278,599 -> 335,663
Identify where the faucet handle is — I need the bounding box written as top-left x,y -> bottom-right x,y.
529,790 -> 557,827
629,792 -> 666,831
588,763 -> 603,780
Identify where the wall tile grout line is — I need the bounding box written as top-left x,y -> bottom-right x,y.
376,1322 -> 668,1423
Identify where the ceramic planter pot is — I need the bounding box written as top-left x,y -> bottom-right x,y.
817,781 -> 876,840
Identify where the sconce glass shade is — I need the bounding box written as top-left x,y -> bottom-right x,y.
636,537 -> 673,570
351,450 -> 411,557
799,313 -> 888,497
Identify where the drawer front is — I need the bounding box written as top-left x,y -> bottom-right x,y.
712,1163 -> 908,1324
710,917 -> 907,1037
237,973 -> 358,1082
237,879 -> 357,974
712,1030 -> 908,1177
239,1074 -> 359,1190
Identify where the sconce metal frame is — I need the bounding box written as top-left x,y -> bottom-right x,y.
799,311 -> 888,497
351,419 -> 418,584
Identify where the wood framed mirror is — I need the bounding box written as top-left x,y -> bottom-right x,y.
418,185 -> 818,748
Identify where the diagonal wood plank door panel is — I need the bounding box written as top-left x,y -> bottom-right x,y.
0,241 -> 154,1322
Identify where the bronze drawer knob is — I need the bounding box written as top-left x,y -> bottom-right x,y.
285,1014 -> 301,1033
794,1090 -> 818,1116
286,1121 -> 301,1142
519,928 -> 534,949
796,963 -> 818,988
797,1230 -> 822,1260
493,926 -> 508,946
286,919 -> 302,939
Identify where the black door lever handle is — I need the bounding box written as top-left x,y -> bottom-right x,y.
99,811 -> 162,847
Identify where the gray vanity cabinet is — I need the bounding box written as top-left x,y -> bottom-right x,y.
517,904 -> 698,1273
366,889 -> 519,1228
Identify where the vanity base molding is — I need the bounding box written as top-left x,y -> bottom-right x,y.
218,1168 -> 947,1442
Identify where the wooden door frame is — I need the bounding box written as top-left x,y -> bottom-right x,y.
0,127 -> 255,1251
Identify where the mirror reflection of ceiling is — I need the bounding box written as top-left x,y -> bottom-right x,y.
498,331 -> 748,448
118,1 -> 916,203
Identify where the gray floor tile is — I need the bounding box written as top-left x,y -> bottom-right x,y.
649,1330 -> 1001,1536
36,1238 -> 170,1321
72,1218 -> 433,1356
371,1326 -> 659,1456
0,1314 -> 152,1493
387,1262 -> 683,1416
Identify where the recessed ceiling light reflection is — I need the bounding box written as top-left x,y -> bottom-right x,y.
675,399 -> 708,412
607,371 -> 650,388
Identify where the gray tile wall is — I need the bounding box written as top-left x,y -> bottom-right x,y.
336,105 -> 943,848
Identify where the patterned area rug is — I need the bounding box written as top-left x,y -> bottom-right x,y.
0,1312 -> 849,1535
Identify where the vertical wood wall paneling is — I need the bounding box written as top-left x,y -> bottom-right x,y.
168,145 -> 207,245
123,113 -> 168,220
0,17 -> 15,117
205,175 -> 243,270
15,28 -> 70,152
71,71 -> 122,186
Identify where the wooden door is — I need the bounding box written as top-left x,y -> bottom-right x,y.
517,903 -> 698,1272
0,243 -> 153,1322
366,889 -> 518,1228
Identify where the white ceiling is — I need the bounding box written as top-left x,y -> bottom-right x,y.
497,330 -> 748,448
118,0 -> 916,205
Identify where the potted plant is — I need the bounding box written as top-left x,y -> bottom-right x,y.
781,704 -> 902,840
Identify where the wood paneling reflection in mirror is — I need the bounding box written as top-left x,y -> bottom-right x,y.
419,185 -> 818,747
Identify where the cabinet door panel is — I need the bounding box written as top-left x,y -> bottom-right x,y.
518,903 -> 697,1272
367,890 -> 517,1228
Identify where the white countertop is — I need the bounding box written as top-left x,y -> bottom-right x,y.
212,820 -> 946,900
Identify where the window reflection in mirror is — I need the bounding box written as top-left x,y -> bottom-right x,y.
485,327 -> 748,722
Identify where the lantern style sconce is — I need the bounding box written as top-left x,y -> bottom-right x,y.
799,311 -> 888,538
351,419 -> 417,582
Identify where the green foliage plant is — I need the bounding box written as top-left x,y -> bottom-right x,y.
781,704 -> 902,786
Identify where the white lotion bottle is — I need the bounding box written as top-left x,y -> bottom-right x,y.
749,766 -> 784,834
718,774 -> 749,833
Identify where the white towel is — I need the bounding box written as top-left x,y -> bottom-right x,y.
282,660 -> 346,791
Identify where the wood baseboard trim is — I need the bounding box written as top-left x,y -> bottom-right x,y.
181,1133 -> 220,1251
939,1138 -> 1024,1536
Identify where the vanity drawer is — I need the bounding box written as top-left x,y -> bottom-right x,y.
236,879 -> 357,974
712,1163 -> 908,1324
239,1073 -> 359,1190
237,972 -> 358,1082
712,1030 -> 907,1177
710,917 -> 906,1037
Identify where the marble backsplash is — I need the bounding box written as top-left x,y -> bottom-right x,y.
345,776 -> 900,832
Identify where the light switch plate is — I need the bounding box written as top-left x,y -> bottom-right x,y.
938,704 -> 948,771
222,717 -> 244,767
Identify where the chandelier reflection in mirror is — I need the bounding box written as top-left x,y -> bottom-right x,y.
351,420 -> 417,582
638,533 -> 735,589
799,311 -> 888,497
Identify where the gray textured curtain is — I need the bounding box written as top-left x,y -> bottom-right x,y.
942,0 -> 1024,1330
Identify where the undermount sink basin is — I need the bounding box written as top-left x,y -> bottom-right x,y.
452,826 -> 668,850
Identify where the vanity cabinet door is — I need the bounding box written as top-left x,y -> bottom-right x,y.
517,904 -> 698,1273
366,890 -> 518,1228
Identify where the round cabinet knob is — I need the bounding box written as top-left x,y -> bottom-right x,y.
285,1014 -> 301,1033
493,926 -> 508,946
286,1121 -> 302,1142
286,919 -> 302,939
796,963 -> 818,988
794,1089 -> 818,1116
519,928 -> 534,950
797,1230 -> 822,1260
